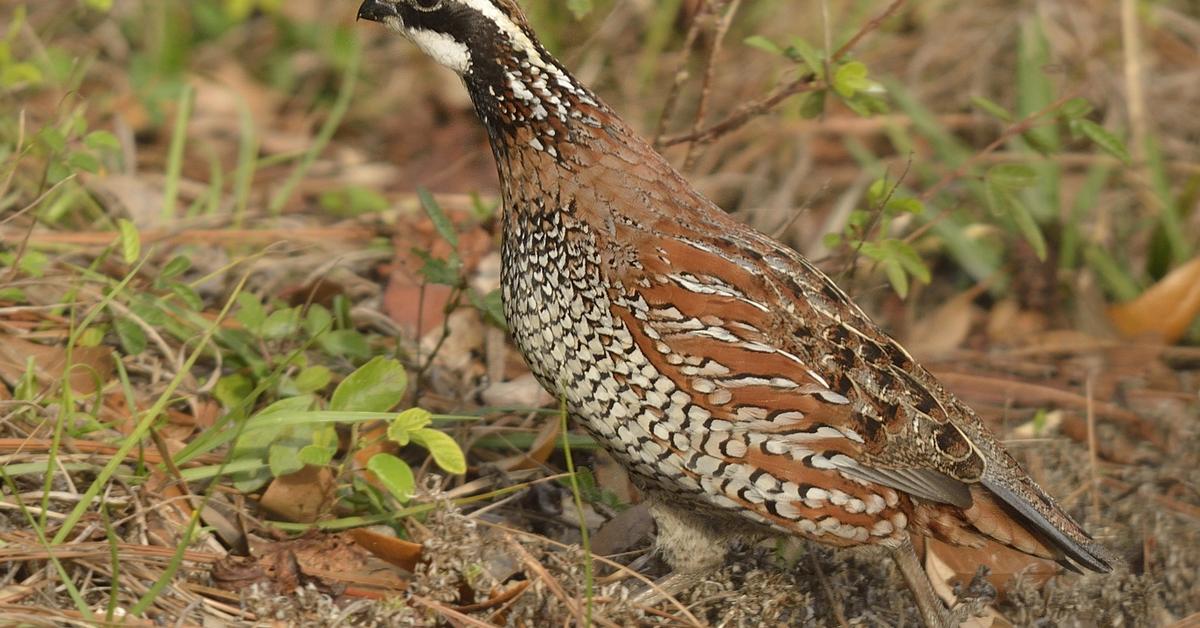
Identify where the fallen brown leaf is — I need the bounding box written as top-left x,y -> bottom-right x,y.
907,285 -> 984,359
1109,255 -> 1200,344
458,580 -> 530,614
260,465 -> 338,523
383,277 -> 454,336
926,537 -> 1058,598
348,527 -> 424,572
986,299 -> 1049,346
492,416 -> 561,472
924,543 -> 1004,628
0,335 -> 114,396
591,502 -> 653,557
218,533 -> 408,598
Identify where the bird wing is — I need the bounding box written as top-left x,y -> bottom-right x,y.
573,135 -> 1110,569
597,215 -> 1108,569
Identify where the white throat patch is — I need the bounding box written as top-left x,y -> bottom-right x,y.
383,16 -> 471,74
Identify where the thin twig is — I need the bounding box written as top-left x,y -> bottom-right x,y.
820,0 -> 833,111
1119,0 -> 1148,164
2,174 -> 76,285
662,77 -> 826,147
481,521 -> 704,627
917,94 -> 1075,204
501,533 -> 585,625
1085,376 -> 1102,519
414,286 -> 464,399
830,0 -> 905,61
0,225 -> 375,247
651,3 -> 711,148
1117,0 -> 1183,264
558,398 -> 594,626
839,154 -> 914,282
810,551 -> 850,628
661,0 -> 907,147
410,595 -> 497,628
682,0 -> 744,172
0,108 -> 25,204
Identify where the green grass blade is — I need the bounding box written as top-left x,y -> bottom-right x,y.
267,40 -> 361,215
51,270 -> 250,545
161,83 -> 194,221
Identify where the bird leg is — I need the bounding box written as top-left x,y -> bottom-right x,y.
630,498 -> 730,605
889,535 -> 954,628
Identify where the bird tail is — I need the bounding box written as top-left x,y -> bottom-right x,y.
964,475 -> 1115,573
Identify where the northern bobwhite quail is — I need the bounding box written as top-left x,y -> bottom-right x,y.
356,1 -> 1114,624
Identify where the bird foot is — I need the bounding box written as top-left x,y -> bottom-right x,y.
890,537 -> 955,628
629,571 -> 707,607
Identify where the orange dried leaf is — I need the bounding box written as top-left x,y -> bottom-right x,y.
1108,256 -> 1200,344
494,417 -> 561,472
260,465 -> 337,523
353,422 -> 395,492
454,580 -> 530,614
925,537 -> 1058,598
349,527 -> 424,572
0,336 -> 114,396
906,285 -> 983,359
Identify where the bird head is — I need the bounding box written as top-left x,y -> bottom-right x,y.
356,0 -> 539,77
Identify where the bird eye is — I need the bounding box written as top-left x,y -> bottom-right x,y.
409,0 -> 442,10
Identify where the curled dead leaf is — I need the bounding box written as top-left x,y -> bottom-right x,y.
260,465 -> 337,523
455,580 -> 530,614
1109,256 -> 1200,344
348,527 -> 424,572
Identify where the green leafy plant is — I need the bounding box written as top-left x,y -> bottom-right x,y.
414,188 -> 507,329
228,356 -> 466,507
222,0 -> 283,21
742,13 -> 1174,313
0,7 -> 44,89
824,178 -> 930,298
558,466 -> 626,511
744,34 -> 887,119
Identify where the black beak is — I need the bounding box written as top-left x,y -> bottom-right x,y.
357,0 -> 398,22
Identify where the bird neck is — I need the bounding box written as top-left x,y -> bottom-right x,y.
461,46 -> 679,227
462,42 -> 609,155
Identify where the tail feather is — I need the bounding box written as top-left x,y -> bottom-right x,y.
976,476 -> 1114,573
962,485 -> 1058,559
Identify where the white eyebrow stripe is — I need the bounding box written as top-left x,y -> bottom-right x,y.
455,0 -> 540,60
